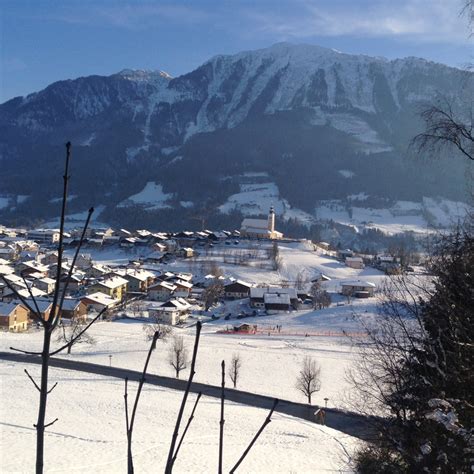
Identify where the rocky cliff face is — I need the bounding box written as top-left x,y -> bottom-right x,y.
0,43 -> 471,228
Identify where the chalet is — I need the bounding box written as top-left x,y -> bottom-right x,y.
240,207 -> 283,240
263,292 -> 291,313
0,302 -> 29,332
148,281 -> 177,301
59,272 -> 86,293
87,276 -> 128,301
33,277 -> 56,294
24,298 -> 58,322
337,249 -> 354,260
114,269 -> 156,293
143,251 -> 165,263
88,264 -> 111,278
80,292 -> 118,313
150,298 -> 191,325
27,229 -> 60,244
0,246 -> 18,260
173,279 -> 193,298
250,287 -> 298,309
61,299 -> 88,321
311,273 -> 331,283
345,256 -> 364,269
17,260 -> 49,277
41,251 -> 60,266
340,280 -> 376,298
224,280 -> 252,299
178,247 -> 194,258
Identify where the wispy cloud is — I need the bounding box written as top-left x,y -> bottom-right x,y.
43,3 -> 214,30
242,0 -> 471,44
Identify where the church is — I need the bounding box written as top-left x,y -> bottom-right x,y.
240,207 -> 283,239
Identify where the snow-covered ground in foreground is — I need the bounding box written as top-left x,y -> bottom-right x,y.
1,361 -> 360,473
118,182 -> 174,210
1,241 -> 380,472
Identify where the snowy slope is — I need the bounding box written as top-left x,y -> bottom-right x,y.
0,361 -> 361,473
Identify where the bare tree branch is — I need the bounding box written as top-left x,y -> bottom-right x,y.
165,321 -> 202,473
171,392 -> 202,464
230,398 -> 279,473
219,360 -> 225,474
25,369 -> 40,392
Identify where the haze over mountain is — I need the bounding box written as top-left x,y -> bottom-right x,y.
0,42 -> 472,231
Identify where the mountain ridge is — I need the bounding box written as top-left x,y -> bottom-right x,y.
0,42 -> 472,231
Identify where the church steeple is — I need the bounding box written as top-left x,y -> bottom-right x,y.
268,206 -> 275,232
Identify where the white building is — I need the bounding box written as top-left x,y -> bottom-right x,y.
240,207 -> 283,239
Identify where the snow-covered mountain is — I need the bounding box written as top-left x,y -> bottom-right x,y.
0,43 -> 472,229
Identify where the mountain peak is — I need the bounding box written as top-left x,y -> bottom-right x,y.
116,69 -> 173,81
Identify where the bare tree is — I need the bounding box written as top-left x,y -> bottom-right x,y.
295,356 -> 321,404
1,142 -> 104,474
202,280 -> 224,311
294,270 -> 308,291
142,315 -> 172,350
310,283 -> 331,309
228,353 -> 242,389
56,317 -> 96,354
412,98 -> 474,161
168,335 -> 188,378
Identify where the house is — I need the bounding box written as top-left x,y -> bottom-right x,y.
0,246 -> 18,261
23,298 -> 58,322
148,281 -> 177,301
173,279 -> 193,298
88,264 -> 111,278
33,277 -> 56,294
17,260 -> 49,277
224,280 -> 252,299
80,292 -> 118,313
87,276 -> 128,301
61,299 -> 88,321
114,269 -> 156,293
311,273 -> 331,283
178,247 -> 194,258
240,207 -> 283,239
337,249 -> 354,260
345,256 -> 364,269
75,254 -> 93,270
27,229 -> 60,244
0,302 -> 29,332
263,292 -> 291,313
59,272 -> 86,293
250,287 -> 298,309
150,298 -> 191,325
340,280 -> 376,298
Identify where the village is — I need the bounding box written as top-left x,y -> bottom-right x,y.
0,208 -> 415,333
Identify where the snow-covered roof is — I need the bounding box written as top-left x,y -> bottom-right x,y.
0,301 -> 27,315
241,218 -> 268,230
149,281 -> 176,292
264,293 -> 290,305
96,276 -> 129,289
250,287 -> 297,299
82,292 -> 118,307
341,280 -> 376,288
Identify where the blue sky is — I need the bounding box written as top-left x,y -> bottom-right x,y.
0,0 -> 472,103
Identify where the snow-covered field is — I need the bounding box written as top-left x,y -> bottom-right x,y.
1,360 -> 360,473
1,241 -> 384,472
118,182 -> 174,210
